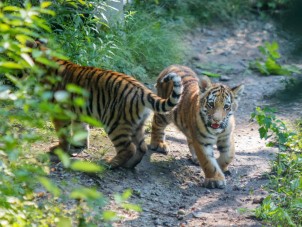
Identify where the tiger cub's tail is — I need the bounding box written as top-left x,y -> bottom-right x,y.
145,72 -> 182,113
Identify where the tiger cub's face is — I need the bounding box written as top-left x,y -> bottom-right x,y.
199,76 -> 244,133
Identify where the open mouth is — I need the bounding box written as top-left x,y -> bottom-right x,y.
210,123 -> 221,129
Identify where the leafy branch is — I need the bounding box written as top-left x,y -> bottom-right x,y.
249,41 -> 301,76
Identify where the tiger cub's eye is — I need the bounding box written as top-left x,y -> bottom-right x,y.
207,102 -> 214,109
224,104 -> 231,110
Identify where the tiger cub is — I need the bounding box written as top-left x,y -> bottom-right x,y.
150,65 -> 244,189
29,41 -> 183,169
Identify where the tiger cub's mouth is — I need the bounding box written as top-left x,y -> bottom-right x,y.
210,123 -> 221,129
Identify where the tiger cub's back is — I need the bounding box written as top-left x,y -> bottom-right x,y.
49,57 -> 183,168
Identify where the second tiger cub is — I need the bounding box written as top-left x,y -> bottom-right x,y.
150,65 -> 244,189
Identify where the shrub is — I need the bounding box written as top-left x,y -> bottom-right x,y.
0,1 -> 139,226
252,107 -> 302,226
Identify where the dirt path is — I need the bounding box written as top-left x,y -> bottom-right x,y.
49,17 -> 302,226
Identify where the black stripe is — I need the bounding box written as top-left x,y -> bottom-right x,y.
118,87 -> 135,124
141,90 -> 145,106
75,67 -> 88,83
86,72 -> 96,116
99,91 -> 106,122
155,99 -> 160,112
129,90 -> 138,124
114,140 -> 131,149
197,125 -> 215,140
109,75 -> 119,92
147,93 -> 155,109
167,99 -> 174,107
94,75 -> 104,120
161,101 -> 167,112
61,63 -> 76,85
111,133 -> 129,142
217,145 -> 229,153
172,90 -> 180,98
107,121 -> 118,135
158,114 -> 169,125
135,91 -> 140,120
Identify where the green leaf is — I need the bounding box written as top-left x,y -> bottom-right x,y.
74,97 -> 85,107
38,177 -> 61,197
121,203 -> 142,212
0,61 -> 24,70
202,71 -> 221,77
54,149 -> 71,168
0,23 -> 10,32
66,84 -> 85,94
41,1 -> 52,9
36,57 -> 58,68
265,58 -> 282,74
80,115 -> 103,127
70,160 -> 103,173
70,187 -> 102,200
259,127 -> 268,139
57,217 -> 72,227
71,130 -> 88,145
121,189 -> 132,200
258,46 -> 266,56
102,210 -> 117,222
3,6 -> 20,11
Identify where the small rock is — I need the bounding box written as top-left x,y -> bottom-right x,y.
193,211 -> 206,218
178,209 -> 186,215
233,185 -> 241,191
220,51 -> 231,57
204,189 -> 211,195
219,75 -> 231,81
177,216 -> 184,220
252,197 -> 264,204
192,55 -> 201,61
153,218 -> 161,225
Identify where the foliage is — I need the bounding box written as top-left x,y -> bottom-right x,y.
249,41 -> 301,76
251,0 -> 294,13
43,0 -> 184,80
101,9 -> 184,79
251,107 -> 302,226
134,0 -> 250,25
0,1 -> 139,226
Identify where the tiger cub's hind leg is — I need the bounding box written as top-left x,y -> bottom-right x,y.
50,119 -> 72,153
106,125 -> 137,169
150,113 -> 171,154
122,123 -> 147,168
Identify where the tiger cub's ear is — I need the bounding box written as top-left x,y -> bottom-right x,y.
231,84 -> 244,99
199,76 -> 212,93
231,84 -> 244,111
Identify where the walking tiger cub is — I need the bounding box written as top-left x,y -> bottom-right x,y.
150,65 -> 244,189
28,41 -> 183,168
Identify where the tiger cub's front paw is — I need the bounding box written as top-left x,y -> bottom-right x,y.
149,142 -> 170,154
203,177 -> 226,189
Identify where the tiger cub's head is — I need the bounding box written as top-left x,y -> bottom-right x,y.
199,76 -> 244,133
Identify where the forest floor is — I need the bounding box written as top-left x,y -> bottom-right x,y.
45,16 -> 302,226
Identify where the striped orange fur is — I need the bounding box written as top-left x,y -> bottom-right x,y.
150,65 -> 243,188
30,41 -> 183,168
